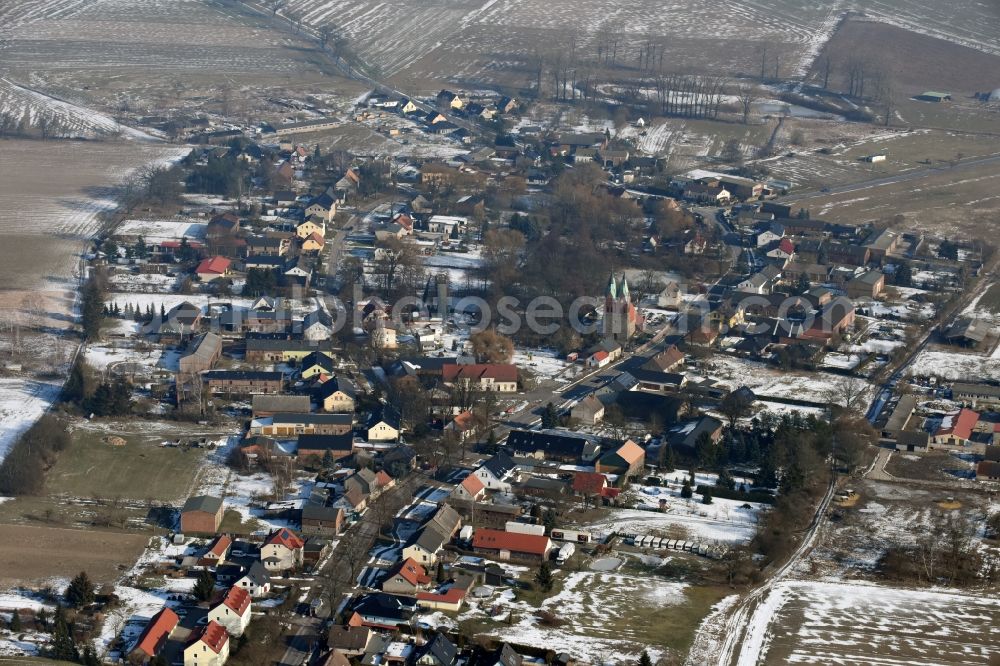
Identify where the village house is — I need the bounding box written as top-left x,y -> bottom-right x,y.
208,586 -> 251,637
570,395 -> 605,425
305,192 -> 337,222
235,561 -> 271,598
595,439 -> 646,478
195,256 -> 232,281
301,351 -> 336,379
441,363 -> 518,392
261,527 -> 305,571
301,500 -> 345,536
246,235 -> 290,257
314,376 -> 357,413
846,270 -> 885,299
129,608 -> 179,665
366,405 -> 402,442
199,535 -> 232,568
381,558 -> 433,595
180,495 -> 224,534
571,471 -> 618,505
245,339 -> 333,363
451,473 -> 486,502
183,620 -> 230,666
472,451 -> 517,492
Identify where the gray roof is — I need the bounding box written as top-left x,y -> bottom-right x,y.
884,395 -> 917,433
181,332 -> 222,366
252,394 -> 311,414
182,495 -> 223,515
952,382 -> 1000,398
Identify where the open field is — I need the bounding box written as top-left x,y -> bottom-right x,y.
280,0 -> 999,90
746,580 -> 1000,665
46,423 -> 213,502
812,18 -> 1000,118
456,565 -> 728,663
0,139 -> 187,324
0,523 -> 148,587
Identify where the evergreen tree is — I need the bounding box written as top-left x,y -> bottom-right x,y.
9,610 -> 21,632
541,402 -> 558,429
50,606 -> 78,662
160,303 -> 166,320
321,450 -> 335,471
660,443 -> 675,472
36,608 -> 48,630
680,480 -> 693,499
193,569 -> 215,601
82,644 -> 101,666
63,357 -> 89,404
436,560 -> 446,583
701,488 -> 713,505
65,571 -> 95,607
639,650 -> 653,666
535,562 -> 554,592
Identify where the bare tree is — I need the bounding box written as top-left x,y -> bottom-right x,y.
268,0 -> 286,15
736,84 -> 758,125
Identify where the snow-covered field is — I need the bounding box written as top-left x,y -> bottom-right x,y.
0,378 -> 63,464
737,580 -> 1000,665
450,569 -> 686,664
701,355 -> 874,406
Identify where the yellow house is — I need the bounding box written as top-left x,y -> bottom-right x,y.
300,351 -> 335,379
317,377 -> 357,413
296,217 -> 325,239
302,232 -> 325,253
183,621 -> 229,666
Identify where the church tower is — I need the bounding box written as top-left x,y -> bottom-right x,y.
603,272 -> 638,343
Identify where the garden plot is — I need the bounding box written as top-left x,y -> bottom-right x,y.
906,348 -> 1000,382
114,218 -> 207,243
457,569 -> 694,664
740,580 -> 1000,666
700,356 -> 874,406
584,505 -> 759,545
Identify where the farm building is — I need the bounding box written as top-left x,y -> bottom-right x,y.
472,528 -> 553,563
180,495 -> 224,534
943,318 -> 989,347
178,332 -> 222,375
915,91 -> 952,102
129,608 -> 179,664
952,382 -> 1000,410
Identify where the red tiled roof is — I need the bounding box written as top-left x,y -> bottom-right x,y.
472,528 -> 550,556
450,410 -> 475,431
388,558 -> 431,587
195,256 -> 231,275
133,608 -> 178,658
220,586 -> 251,616
375,470 -> 393,488
265,527 -> 305,550
778,238 -> 795,254
306,232 -> 325,246
189,620 -> 229,654
160,240 -> 204,249
572,472 -> 608,495
442,363 -> 518,383
459,474 -> 485,496
936,408 -> 979,440
417,587 -> 467,604
591,351 -> 609,362
203,535 -> 231,559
